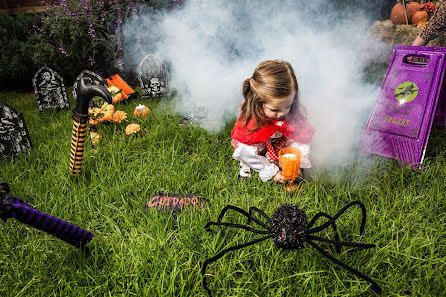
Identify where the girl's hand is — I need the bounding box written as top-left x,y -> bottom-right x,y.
273,171 -> 287,183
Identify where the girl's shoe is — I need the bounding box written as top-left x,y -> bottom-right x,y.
239,162 -> 251,179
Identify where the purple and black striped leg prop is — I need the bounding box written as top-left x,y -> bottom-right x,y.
70,77 -> 111,176
0,188 -> 93,248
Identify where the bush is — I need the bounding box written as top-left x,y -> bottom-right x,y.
28,1 -> 122,87
0,14 -> 39,92
0,0 -> 181,92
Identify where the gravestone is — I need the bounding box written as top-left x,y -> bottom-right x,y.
32,67 -> 69,112
180,102 -> 209,126
0,102 -> 32,157
72,70 -> 108,107
360,45 -> 446,168
137,54 -> 170,98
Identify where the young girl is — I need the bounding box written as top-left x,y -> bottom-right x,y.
231,60 -> 314,183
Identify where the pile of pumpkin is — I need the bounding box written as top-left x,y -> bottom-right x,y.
88,101 -> 150,145
391,0 -> 437,27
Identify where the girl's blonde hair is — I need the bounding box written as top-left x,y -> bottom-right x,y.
240,60 -> 299,131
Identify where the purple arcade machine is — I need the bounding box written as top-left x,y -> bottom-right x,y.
360,45 -> 446,168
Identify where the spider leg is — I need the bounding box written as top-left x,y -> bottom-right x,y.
248,206 -> 272,229
306,239 -> 382,293
308,212 -> 341,253
202,234 -> 272,296
205,221 -> 270,234
307,235 -> 376,252
213,205 -> 271,231
308,201 -> 367,235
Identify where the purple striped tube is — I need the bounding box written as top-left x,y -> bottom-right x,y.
1,193 -> 93,248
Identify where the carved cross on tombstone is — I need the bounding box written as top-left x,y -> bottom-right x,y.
32,67 -> 69,112
137,54 -> 170,98
0,102 -> 32,157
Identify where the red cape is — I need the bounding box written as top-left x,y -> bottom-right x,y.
231,113 -> 314,145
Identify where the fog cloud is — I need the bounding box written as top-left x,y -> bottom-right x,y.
123,0 -> 386,167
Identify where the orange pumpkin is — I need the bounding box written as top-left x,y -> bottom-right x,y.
133,104 -> 150,118
412,10 -> 429,25
391,1 -> 421,25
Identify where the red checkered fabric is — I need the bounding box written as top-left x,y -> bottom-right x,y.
231,138 -> 239,149
265,135 -> 287,161
231,135 -> 286,161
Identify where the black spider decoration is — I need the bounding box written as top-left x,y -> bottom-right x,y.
202,201 -> 382,295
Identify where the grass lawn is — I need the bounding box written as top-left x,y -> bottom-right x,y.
1,90 -> 445,297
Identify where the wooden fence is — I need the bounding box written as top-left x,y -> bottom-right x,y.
0,0 -> 50,14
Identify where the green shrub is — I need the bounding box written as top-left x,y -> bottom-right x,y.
0,1 -> 180,92
27,1 -> 120,87
0,14 -> 38,91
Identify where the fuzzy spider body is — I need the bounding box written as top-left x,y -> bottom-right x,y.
202,201 -> 382,296
271,204 -> 308,250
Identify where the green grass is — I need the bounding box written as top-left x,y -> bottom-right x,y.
1,90 -> 445,297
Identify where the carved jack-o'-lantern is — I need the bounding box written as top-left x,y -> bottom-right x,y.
391,1 -> 421,25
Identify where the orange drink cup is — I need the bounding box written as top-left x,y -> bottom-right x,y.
278,147 -> 301,181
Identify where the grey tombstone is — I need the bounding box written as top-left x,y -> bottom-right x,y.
137,54 -> 170,98
0,102 -> 32,157
33,67 -> 69,112
180,102 -> 209,126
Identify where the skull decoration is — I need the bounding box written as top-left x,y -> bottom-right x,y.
150,78 -> 161,95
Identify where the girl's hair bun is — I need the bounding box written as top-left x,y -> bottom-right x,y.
242,78 -> 252,97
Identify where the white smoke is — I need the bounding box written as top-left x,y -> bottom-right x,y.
123,0 -> 386,167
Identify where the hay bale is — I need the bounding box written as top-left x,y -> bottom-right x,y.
362,19 -> 446,85
369,20 -> 446,47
